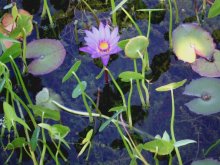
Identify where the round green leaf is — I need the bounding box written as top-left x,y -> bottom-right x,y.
125,36 -> 149,59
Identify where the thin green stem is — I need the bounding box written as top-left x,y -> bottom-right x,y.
81,0 -> 100,26
169,154 -> 173,165
168,0 -> 173,49
121,7 -> 142,35
72,72 -> 93,123
110,0 -> 117,26
170,89 -> 182,165
84,93 -> 101,115
52,100 -> 154,139
10,57 -> 33,105
22,28 -> 28,73
16,100 -> 37,164
127,80 -> 133,128
105,68 -> 127,107
43,0 -> 54,27
173,0 -> 179,23
40,113 -> 47,165
133,59 -> 145,106
55,139 -> 61,165
146,11 -> 151,38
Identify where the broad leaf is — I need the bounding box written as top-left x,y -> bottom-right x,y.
143,139 -> 174,155
6,137 -> 27,150
30,104 -> 60,121
51,124 -> 70,138
208,0 -> 220,18
0,43 -> 21,63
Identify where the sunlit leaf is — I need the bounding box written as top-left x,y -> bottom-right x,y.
119,71 -> 144,82
0,43 -> 21,63
174,139 -> 196,148
208,0 -> 220,18
82,129 -> 93,144
156,79 -> 187,92
118,39 -> 129,50
6,137 -> 27,150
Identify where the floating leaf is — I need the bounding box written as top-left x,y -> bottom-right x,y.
208,0 -> 220,18
72,81 -> 87,98
143,139 -> 174,155
183,78 -> 220,115
156,79 -> 187,92
172,23 -> 215,63
26,39 -> 66,75
191,50 -> 220,77
119,71 -> 144,82
191,159 -> 220,165
62,60 -> 81,83
6,137 -> 27,150
125,36 -> 149,59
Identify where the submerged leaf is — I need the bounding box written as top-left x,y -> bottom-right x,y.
191,158 -> 220,165
26,39 -> 66,75
72,81 -> 87,98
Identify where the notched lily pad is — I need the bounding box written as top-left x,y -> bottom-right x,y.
172,23 -> 215,63
26,39 -> 66,75
191,50 -> 220,77
183,78 -> 220,115
191,158 -> 220,165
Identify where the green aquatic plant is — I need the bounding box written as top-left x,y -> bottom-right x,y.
156,79 -> 187,165
26,39 -> 66,75
208,0 -> 220,18
41,0 -> 54,27
183,77 -> 220,115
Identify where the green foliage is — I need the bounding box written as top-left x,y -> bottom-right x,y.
119,71 -> 144,82
0,43 -> 22,63
208,0 -> 220,18
30,127 -> 40,151
110,0 -> 128,14
78,129 -> 93,157
6,137 -> 27,150
30,104 -> 60,121
125,36 -> 149,59
143,139 -> 174,156
118,39 -> 129,50
72,81 -> 87,98
3,102 -> 30,131
156,79 -> 187,92
62,60 -> 81,83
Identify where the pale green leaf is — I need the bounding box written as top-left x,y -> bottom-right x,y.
30,126 -> 40,151
156,79 -> 187,92
174,139 -> 197,148
72,81 -> 87,98
119,71 -> 144,82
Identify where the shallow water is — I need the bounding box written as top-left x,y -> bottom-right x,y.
1,0 -> 220,164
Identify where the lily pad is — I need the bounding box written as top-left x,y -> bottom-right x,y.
191,158 -> 220,165
26,39 -> 66,75
172,23 -> 215,63
183,78 -> 220,115
125,36 -> 149,59
191,50 -> 220,77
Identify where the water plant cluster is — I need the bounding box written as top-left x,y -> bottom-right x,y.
0,0 -> 220,164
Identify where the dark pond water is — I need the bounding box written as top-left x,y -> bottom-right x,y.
1,0 -> 220,164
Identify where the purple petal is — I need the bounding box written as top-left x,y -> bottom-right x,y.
109,46 -> 122,54
92,27 -> 100,40
110,27 -> 119,40
105,24 -> 111,40
109,36 -> 120,47
101,55 -> 110,66
84,37 -> 98,47
99,22 -> 105,40
79,46 -> 95,54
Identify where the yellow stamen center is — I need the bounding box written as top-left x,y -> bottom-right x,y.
99,41 -> 109,52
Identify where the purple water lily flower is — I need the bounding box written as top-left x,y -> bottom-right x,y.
79,22 -> 121,66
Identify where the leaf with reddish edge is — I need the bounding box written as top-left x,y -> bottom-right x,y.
191,50 -> 220,77
172,23 -> 215,63
26,39 -> 66,75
